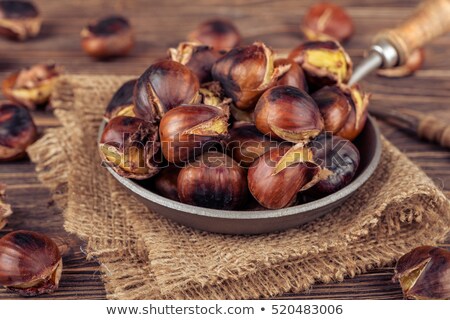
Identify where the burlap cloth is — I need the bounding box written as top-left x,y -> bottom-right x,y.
27,75 -> 450,299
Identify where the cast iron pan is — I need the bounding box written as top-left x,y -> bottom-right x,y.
98,116 -> 381,234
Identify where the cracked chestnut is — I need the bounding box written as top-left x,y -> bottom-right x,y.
99,116 -> 160,179
104,79 -> 137,121
81,15 -> 134,59
188,19 -> 241,51
0,0 -> 41,40
0,103 -> 37,161
178,152 -> 248,210
0,230 -> 62,296
134,60 -> 200,121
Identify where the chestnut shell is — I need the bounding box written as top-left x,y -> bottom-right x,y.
104,79 -> 137,120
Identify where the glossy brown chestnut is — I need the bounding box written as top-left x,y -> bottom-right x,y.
248,145 -> 319,209
0,103 -> 37,161
0,230 -> 62,296
151,166 -> 181,202
81,15 -> 134,59
307,133 -> 360,196
169,42 -> 224,83
377,48 -> 425,78
0,183 -> 12,230
159,104 -> 229,165
275,58 -> 308,92
226,122 -> 282,167
288,40 -> 352,90
99,116 -> 160,179
134,60 -> 200,122
311,85 -> 351,134
188,19 -> 241,51
178,152 -> 248,210
254,85 -> 324,143
335,85 -> 370,141
0,0 -> 41,41
301,2 -> 354,43
212,42 -> 290,110
2,64 -> 60,110
104,79 -> 137,121
393,246 -> 450,300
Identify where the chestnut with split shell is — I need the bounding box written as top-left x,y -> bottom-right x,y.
0,103 -> 37,161
104,79 -> 137,121
301,2 -> 354,43
177,152 -> 248,210
159,104 -> 229,165
254,85 -> 324,143
188,19 -> 241,51
0,230 -> 62,296
99,116 -> 161,180
0,0 -> 41,41
81,15 -> 134,59
0,183 -> 12,230
393,246 -> 450,300
2,64 -> 60,110
134,60 -> 200,122
212,42 -> 290,110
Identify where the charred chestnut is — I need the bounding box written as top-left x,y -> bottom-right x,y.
151,166 -> 181,201
159,104 -> 229,165
301,2 -> 354,43
178,152 -> 248,209
0,103 -> 37,161
169,42 -> 224,83
0,230 -> 62,296
307,133 -> 360,196
212,42 -> 290,110
2,64 -> 60,110
188,19 -> 241,51
134,60 -> 200,121
393,246 -> 450,300
0,183 -> 12,230
275,58 -> 308,92
254,85 -> 324,143
248,145 -> 319,209
104,79 -> 137,121
0,0 -> 41,41
377,48 -> 425,78
99,116 -> 160,179
311,85 -> 351,134
226,122 -> 281,167
288,41 -> 352,89
81,15 -> 134,59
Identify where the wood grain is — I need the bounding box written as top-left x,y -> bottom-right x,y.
0,0 -> 449,300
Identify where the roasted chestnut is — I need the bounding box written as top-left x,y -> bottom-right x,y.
288,41 -> 352,90
151,166 -> 181,201
168,42 -> 224,83
226,122 -> 282,167
393,246 -> 450,300
0,183 -> 12,230
301,2 -> 354,43
335,85 -> 370,141
2,64 -> 60,110
248,145 -> 319,209
104,79 -> 137,121
0,230 -> 62,296
0,0 -> 41,41
188,19 -> 241,51
198,81 -> 231,109
254,85 -> 324,143
81,15 -> 134,59
159,104 -> 229,165
311,85 -> 351,134
177,152 -> 248,209
134,60 -> 200,122
377,48 -> 425,78
99,116 -> 160,179
212,42 -> 290,110
306,133 -> 360,196
275,58 -> 308,92
0,103 -> 37,161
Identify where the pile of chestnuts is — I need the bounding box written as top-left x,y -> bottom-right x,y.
99,18 -> 368,211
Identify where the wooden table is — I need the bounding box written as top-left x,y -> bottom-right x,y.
0,0 -> 449,300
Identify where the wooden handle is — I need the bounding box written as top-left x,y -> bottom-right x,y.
374,0 -> 450,64
418,115 -> 450,148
